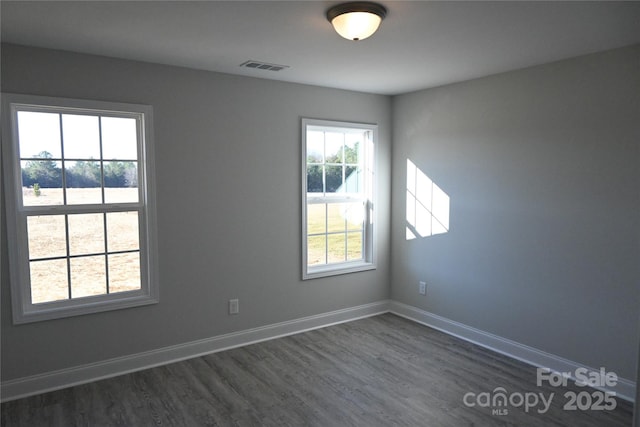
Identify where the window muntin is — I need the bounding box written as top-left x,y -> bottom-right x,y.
302,119 -> 376,279
2,94 -> 158,323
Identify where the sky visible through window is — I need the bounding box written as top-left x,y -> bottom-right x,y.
18,110 -> 140,205
17,111 -> 138,160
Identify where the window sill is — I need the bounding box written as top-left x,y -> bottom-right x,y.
303,261 -> 376,280
14,291 -> 159,324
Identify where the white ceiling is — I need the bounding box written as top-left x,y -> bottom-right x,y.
2,1 -> 640,95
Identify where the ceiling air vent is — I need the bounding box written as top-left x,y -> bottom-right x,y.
240,60 -> 290,72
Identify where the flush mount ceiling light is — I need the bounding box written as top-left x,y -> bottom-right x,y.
326,2 -> 387,41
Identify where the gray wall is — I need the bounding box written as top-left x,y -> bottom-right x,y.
0,44 -> 392,380
391,44 -> 640,380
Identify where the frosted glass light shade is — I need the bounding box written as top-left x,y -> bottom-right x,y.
331,12 -> 382,41
326,2 -> 387,41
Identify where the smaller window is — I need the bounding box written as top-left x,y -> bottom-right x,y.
2,94 -> 159,323
302,118 -> 377,279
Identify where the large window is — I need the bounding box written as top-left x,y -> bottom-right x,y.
302,119 -> 376,279
2,94 -> 158,323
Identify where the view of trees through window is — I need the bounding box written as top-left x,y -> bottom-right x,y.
22,150 -> 138,189
306,140 -> 359,194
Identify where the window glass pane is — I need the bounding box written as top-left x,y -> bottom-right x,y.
325,165 -> 343,192
30,259 -> 69,304
22,186 -> 64,206
61,114 -> 101,159
65,160 -> 103,205
109,252 -> 141,293
306,204 -> 326,235
307,235 -> 326,266
344,134 -> 360,164
327,234 -> 346,264
327,203 -> 346,233
21,159 -> 63,206
104,161 -> 136,187
27,215 -> 66,259
68,213 -> 105,255
344,166 -> 360,193
66,187 -> 103,205
104,188 -> 139,204
17,111 -> 62,158
65,160 -> 101,187
70,256 -> 106,298
104,161 -> 139,203
306,130 -> 324,163
325,132 -> 343,163
307,165 -> 323,193
346,232 -> 363,261
101,117 -> 138,160
345,202 -> 365,230
107,212 -> 140,252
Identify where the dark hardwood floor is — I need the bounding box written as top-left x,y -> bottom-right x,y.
1,314 -> 633,426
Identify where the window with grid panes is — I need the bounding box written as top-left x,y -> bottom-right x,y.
2,94 -> 158,323
302,119 -> 376,279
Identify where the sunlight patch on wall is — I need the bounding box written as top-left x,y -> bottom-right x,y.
406,159 -> 450,240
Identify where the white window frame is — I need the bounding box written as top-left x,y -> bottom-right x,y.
2,93 -> 159,324
302,118 -> 377,280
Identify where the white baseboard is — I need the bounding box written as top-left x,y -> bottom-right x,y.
389,301 -> 635,402
3,299 -> 635,405
0,300 -> 391,402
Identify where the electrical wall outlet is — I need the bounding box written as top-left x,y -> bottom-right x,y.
229,299 -> 239,315
419,281 -> 427,295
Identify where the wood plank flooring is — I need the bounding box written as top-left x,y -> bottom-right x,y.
1,314 -> 633,426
